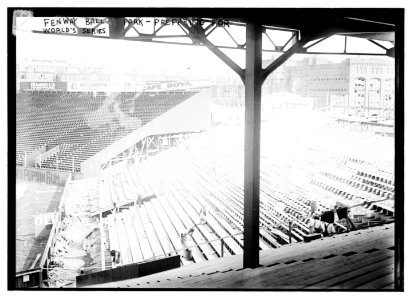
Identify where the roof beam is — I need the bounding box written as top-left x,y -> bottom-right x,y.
260,27 -> 333,83
339,32 -> 394,42
386,47 -> 395,58
156,22 -> 245,82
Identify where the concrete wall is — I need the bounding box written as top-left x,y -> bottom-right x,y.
81,89 -> 211,177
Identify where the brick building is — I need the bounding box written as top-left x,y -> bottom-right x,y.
211,55 -> 395,120
285,56 -> 395,119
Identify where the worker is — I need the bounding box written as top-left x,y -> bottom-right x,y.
322,222 -> 336,236
180,227 -> 195,260
110,250 -> 121,268
198,207 -> 208,225
309,215 -> 324,234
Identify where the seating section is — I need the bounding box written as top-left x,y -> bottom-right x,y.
90,223 -> 395,289
92,123 -> 394,270
47,110 -> 395,278
16,91 -> 197,172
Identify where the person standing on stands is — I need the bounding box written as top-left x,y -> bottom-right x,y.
110,250 -> 121,268
320,209 -> 336,236
310,201 -> 318,215
112,197 -> 120,214
198,207 -> 208,225
322,221 -> 336,236
335,205 -> 356,231
180,227 -> 194,260
308,215 -> 324,234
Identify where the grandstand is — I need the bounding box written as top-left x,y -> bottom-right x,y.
15,88 -> 396,289
16,90 -> 199,172
37,112 -> 395,288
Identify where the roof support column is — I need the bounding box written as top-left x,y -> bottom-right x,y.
243,21 -> 262,269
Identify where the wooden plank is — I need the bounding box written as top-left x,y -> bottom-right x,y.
29,253 -> 42,269
201,231 -> 394,288
134,161 -> 156,193
98,180 -> 106,210
103,177 -> 112,208
381,282 -> 395,290
171,148 -> 304,248
120,172 -> 134,202
122,209 -> 144,263
130,207 -> 155,260
139,204 -> 165,258
113,213 -> 132,265
184,244 -> 388,288
179,156 -> 271,253
355,272 -> 395,289
142,157 -> 205,263
297,253 -> 394,289
157,152 -> 245,254
99,220 -> 106,271
148,198 -> 191,266
150,159 -> 220,260
197,246 -> 394,289
331,262 -> 394,289
260,228 -> 282,248
204,214 -> 243,255
106,214 -> 119,266
144,201 -> 174,255
129,166 -> 148,195
126,255 -> 243,288
124,168 -> 139,200
149,198 -> 182,252
106,177 -> 116,207
113,182 -> 127,205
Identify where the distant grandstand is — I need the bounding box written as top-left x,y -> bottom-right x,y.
17,88 -> 205,173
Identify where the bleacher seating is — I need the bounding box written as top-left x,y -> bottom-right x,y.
86,123 -> 393,271
88,222 -> 395,289
16,91 -> 198,172
46,110 -> 395,285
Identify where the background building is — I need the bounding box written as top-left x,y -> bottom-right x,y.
285,56 -> 395,119
210,55 -> 395,120
16,58 -> 196,94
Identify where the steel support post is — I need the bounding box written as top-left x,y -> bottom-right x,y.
243,21 -> 262,269
288,222 -> 292,244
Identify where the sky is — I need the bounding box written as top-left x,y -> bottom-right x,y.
15,17 -> 393,81
16,31 -> 231,76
